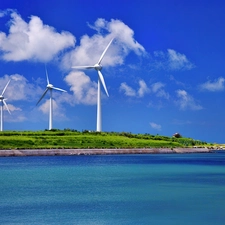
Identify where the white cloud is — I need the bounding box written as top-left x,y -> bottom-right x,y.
3,103 -> 26,123
153,49 -> 194,71
64,71 -> 98,105
38,99 -> 50,114
151,82 -> 169,99
0,10 -> 75,62
199,77 -> 225,92
0,12 -> 5,18
0,73 -> 45,123
7,104 -> 22,112
2,101 -> 26,122
167,49 -> 194,70
0,9 -> 12,18
169,75 -> 185,87
120,82 -> 136,97
0,74 -> 40,101
8,115 -> 27,122
38,100 -> 51,114
120,80 -> 170,101
172,119 -> 192,125
1,103 -> 22,120
138,80 -> 150,97
5,109 -> 27,122
37,99 -> 66,119
62,18 -> 145,69
120,79 -> 149,98
175,89 -> 202,110
88,18 -> 145,56
150,122 -> 161,131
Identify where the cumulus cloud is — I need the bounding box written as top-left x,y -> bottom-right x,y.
0,74 -> 40,101
120,80 -> 170,101
151,82 -> 169,99
37,99 -> 66,119
149,122 -> 161,131
62,18 -> 145,69
120,79 -> 149,98
7,104 -> 22,112
138,80 -> 150,97
91,18 -> 145,56
153,49 -> 194,71
0,11 -> 6,18
4,105 -> 27,122
175,89 -> 202,110
7,114 -> 26,122
64,71 -> 98,105
199,77 -> 225,92
0,102 -> 22,116
0,10 -> 75,62
167,49 -> 194,70
172,119 -> 192,125
0,73 -> 43,122
120,82 -> 136,97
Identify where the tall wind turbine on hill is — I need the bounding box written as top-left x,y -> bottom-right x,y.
0,79 -> 11,131
72,38 -> 114,132
36,68 -> 67,130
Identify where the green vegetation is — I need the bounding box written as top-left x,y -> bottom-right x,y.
0,129 -> 209,150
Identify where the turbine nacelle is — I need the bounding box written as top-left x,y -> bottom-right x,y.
47,84 -> 53,89
94,63 -> 102,71
0,95 -> 4,100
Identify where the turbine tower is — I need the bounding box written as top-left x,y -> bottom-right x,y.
36,68 -> 67,130
72,38 -> 114,132
0,79 -> 11,132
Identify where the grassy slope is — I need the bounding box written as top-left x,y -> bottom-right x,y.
0,130 -> 209,150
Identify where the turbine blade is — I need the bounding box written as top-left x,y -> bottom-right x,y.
97,38 -> 114,65
98,70 -> 109,97
1,79 -> 11,95
36,88 -> 49,106
71,66 -> 95,70
45,67 -> 50,85
52,87 -> 67,92
3,99 -> 11,114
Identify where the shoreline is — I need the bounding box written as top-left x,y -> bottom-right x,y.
0,148 -> 213,157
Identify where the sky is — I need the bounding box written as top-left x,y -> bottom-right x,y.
0,0 -> 225,143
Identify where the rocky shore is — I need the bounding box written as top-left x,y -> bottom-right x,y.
0,148 -> 213,157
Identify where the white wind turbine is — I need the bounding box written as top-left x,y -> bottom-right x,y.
36,68 -> 67,130
72,38 -> 114,132
0,79 -> 11,132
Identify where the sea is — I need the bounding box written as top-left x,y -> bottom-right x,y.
0,151 -> 225,225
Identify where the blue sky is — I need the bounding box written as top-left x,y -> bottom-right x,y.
0,0 -> 225,143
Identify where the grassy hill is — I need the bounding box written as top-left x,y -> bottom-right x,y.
0,129 -> 209,150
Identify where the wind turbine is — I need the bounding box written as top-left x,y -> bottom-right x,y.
36,68 -> 67,130
72,38 -> 114,132
0,79 -> 11,132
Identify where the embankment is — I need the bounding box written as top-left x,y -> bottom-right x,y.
0,148 -> 212,157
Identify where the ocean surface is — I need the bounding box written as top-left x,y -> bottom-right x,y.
0,152 -> 225,225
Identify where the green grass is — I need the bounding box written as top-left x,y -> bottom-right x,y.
0,129 -> 209,150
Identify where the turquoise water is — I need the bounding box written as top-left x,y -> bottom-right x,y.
0,152 -> 225,225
